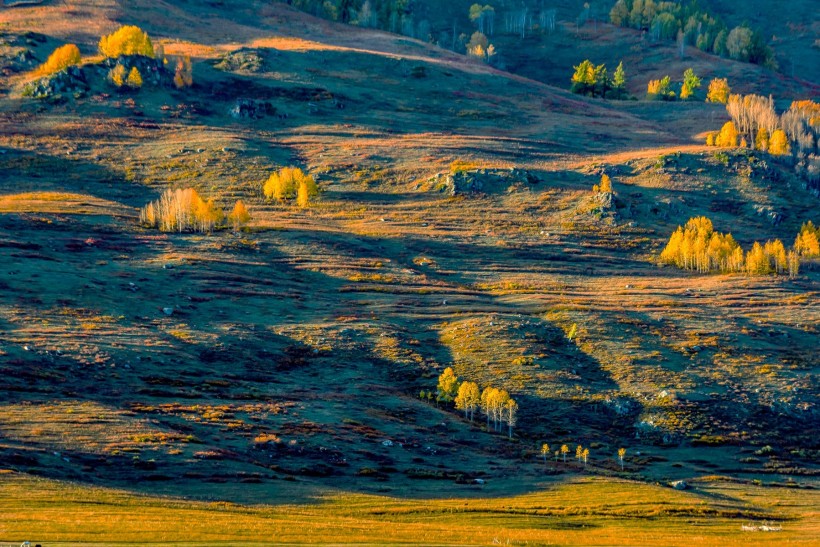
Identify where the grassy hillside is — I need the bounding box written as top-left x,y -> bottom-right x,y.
0,0 -> 818,544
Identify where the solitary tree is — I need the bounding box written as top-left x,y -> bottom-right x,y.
706,78 -> 730,104
582,448 -> 590,467
561,444 -> 569,462
541,443 -> 550,466
228,200 -> 251,231
596,174 -> 613,193
108,64 -> 127,88
436,367 -> 459,406
768,129 -> 790,156
36,43 -> 82,76
575,444 -> 583,462
174,56 -> 193,88
99,25 -> 154,58
126,66 -> 143,88
680,68 -> 701,100
504,398 -> 518,438
618,447 -> 626,470
714,121 -> 739,147
611,61 -> 626,99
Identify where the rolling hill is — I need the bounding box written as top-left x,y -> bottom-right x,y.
0,0 -> 818,544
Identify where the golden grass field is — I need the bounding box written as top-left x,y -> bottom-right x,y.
2,469 -> 818,545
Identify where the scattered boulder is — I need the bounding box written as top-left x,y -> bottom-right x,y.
214,48 -> 269,73
162,307 -> 174,316
22,55 -> 170,100
1,46 -> 38,74
427,168 -> 541,196
22,66 -> 88,99
594,191 -> 614,210
102,55 -> 166,86
229,98 -> 276,120
754,205 -> 783,226
671,480 -> 688,490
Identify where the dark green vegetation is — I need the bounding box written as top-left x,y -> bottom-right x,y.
0,0 -> 818,544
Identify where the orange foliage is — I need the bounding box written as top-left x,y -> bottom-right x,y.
228,200 -> 251,231
174,56 -> 193,88
660,217 -> 797,276
36,44 -> 81,76
706,78 -> 730,104
99,26 -> 154,58
140,188 -> 223,233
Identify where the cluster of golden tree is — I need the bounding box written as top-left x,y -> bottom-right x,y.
263,167 -> 319,208
610,0 -> 775,67
646,68 -> 700,101
466,32 -> 497,64
108,65 -> 143,89
468,4 -> 495,36
539,442 -> 589,466
660,216 -> 800,277
99,25 -> 155,58
140,188 -> 250,233
34,26 -> 193,90
794,221 -> 820,258
539,444 -> 628,470
706,96 -> 820,160
426,367 -> 519,438
571,60 -> 627,99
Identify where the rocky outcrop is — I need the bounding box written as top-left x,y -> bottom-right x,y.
100,55 -> 166,86
754,205 -> 783,226
229,98 -> 276,119
22,55 -> 172,100
22,65 -> 88,99
215,48 -> 271,73
427,168 -> 541,196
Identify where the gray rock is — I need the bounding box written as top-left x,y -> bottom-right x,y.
229,98 -> 276,119
215,48 -> 269,73
672,480 -> 687,490
22,65 -> 88,99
